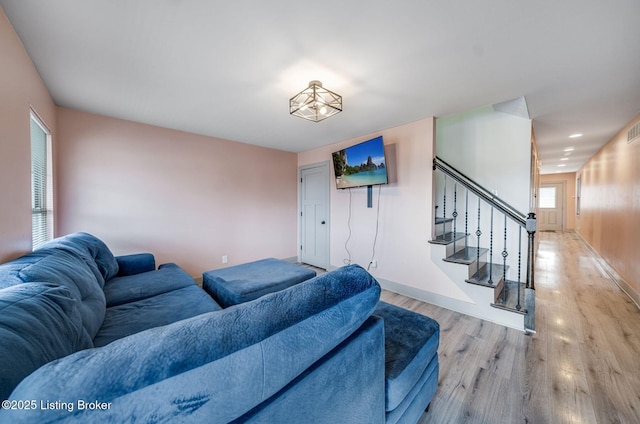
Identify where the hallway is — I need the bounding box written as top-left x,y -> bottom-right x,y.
383,231 -> 640,423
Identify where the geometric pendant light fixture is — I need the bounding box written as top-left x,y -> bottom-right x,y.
289,80 -> 342,122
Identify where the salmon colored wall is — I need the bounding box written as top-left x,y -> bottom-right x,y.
56,107 -> 298,277
540,172 -> 576,230
577,112 -> 640,299
0,8 -> 57,262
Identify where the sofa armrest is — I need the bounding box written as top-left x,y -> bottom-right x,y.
115,253 -> 155,276
237,316 -> 386,423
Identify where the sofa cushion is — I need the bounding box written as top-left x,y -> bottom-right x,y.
16,249 -> 106,339
0,283 -> 93,400
94,285 -> 221,347
39,232 -> 119,282
374,301 -> 440,412
6,265 -> 381,423
104,263 -> 196,307
115,253 -> 156,277
0,261 -> 28,290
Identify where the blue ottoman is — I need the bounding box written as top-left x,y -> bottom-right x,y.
202,258 -> 317,308
374,301 -> 440,424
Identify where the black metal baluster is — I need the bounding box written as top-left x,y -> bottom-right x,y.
476,197 -> 481,273
517,226 -> 522,311
452,183 -> 458,253
442,175 -> 447,239
489,206 -> 494,285
464,190 -> 469,251
501,215 -> 508,304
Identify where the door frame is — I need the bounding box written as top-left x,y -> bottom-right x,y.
298,161 -> 331,269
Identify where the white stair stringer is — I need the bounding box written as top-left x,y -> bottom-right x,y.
429,243 -> 525,331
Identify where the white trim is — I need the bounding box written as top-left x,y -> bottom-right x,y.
29,107 -> 54,249
377,277 -> 526,332
29,107 -> 50,133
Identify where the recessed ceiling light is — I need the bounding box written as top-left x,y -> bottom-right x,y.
564,147 -> 575,152
557,164 -> 567,167
569,133 -> 583,138
561,158 -> 568,161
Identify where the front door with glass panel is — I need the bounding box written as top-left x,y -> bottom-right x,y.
539,182 -> 564,231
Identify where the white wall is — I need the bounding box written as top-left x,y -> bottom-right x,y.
298,117 -> 471,302
436,105 -> 533,213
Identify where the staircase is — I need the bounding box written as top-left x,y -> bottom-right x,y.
431,158 -> 536,332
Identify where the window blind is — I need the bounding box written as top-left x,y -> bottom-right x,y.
30,114 -> 52,249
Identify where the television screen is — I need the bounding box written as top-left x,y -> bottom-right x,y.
332,136 -> 388,189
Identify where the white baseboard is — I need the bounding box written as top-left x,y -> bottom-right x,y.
377,277 -> 525,331
378,278 -> 473,312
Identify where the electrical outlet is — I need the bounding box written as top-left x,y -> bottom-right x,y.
371,260 -> 377,268
222,255 -> 228,264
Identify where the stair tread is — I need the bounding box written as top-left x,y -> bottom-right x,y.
435,217 -> 454,224
466,263 -> 507,287
491,280 -> 527,314
443,247 -> 488,265
429,232 -> 466,245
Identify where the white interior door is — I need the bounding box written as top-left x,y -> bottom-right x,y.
300,163 -> 329,269
539,182 -> 564,231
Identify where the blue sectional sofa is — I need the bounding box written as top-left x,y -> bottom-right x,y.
0,232 -> 438,423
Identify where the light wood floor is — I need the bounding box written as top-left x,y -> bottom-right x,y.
381,231 -> 640,424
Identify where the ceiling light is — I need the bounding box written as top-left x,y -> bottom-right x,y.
561,158 -> 568,161
569,133 -> 583,138
290,80 -> 342,122
564,147 -> 575,152
557,164 -> 567,167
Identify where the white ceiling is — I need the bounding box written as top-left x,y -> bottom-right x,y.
2,0 -> 639,174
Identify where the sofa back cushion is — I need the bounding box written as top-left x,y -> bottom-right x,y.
38,232 -> 119,284
0,262 -> 28,290
0,283 -> 93,400
14,249 -> 106,339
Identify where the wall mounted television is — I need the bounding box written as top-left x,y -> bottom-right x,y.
332,136 -> 388,189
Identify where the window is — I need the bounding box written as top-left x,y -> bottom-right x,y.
30,111 -> 53,249
539,186 -> 556,209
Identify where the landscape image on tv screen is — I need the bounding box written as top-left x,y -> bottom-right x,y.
332,136 -> 388,189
